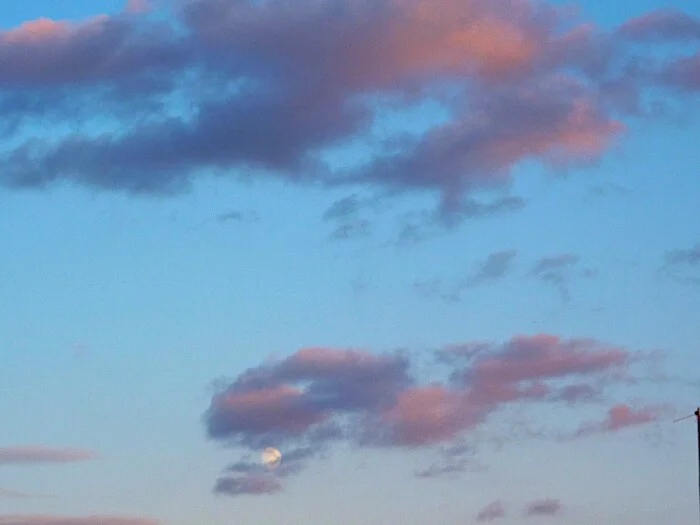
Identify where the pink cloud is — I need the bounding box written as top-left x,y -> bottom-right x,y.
465,334 -> 629,386
3,0 -> 681,210
1,18 -> 75,44
0,13 -> 185,89
377,0 -> 546,82
0,447 -> 96,465
354,74 -> 624,211
574,404 -> 668,437
204,335 -> 663,495
208,385 -> 328,437
182,0 -> 552,91
379,386 -> 477,446
0,0 -> 697,208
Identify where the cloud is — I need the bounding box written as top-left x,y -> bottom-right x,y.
0,517 -> 160,525
216,211 -> 244,222
660,243 -> 700,283
353,76 -> 624,212
323,195 -> 363,221
205,347 -> 412,446
413,249 -> 517,302
0,447 -> 96,465
214,475 -> 282,496
124,0 -> 152,15
329,220 -> 373,241
0,489 -> 37,499
435,343 -> 491,364
204,335 -> 661,495
528,253 -> 581,301
0,14 -> 186,89
554,383 -> 600,403
524,499 -> 561,517
661,54 -> 700,92
439,197 -> 527,226
618,9 -> 700,42
464,250 -> 518,287
216,210 -> 258,223
476,501 -> 506,522
0,0 -> 696,221
224,446 -> 316,480
573,404 -> 668,438
414,457 -> 473,479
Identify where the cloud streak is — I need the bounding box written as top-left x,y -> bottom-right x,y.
214,475 -> 282,497
0,447 -> 96,465
524,499 -> 562,517
0,517 -> 159,525
0,489 -> 38,499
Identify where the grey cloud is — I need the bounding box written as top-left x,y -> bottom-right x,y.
464,250 -> 518,288
323,195 -> 362,221
329,220 -> 373,241
476,501 -> 506,522
528,254 -> 581,302
0,447 -> 96,465
660,243 -> 700,283
524,499 -> 562,517
214,475 -> 281,497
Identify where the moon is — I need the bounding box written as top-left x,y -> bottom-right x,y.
261,447 -> 282,469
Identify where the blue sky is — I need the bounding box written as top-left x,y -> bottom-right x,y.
1,1 -> 699,524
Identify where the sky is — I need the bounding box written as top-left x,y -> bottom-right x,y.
1,0 -> 700,524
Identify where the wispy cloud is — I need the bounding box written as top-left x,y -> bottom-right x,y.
216,210 -> 259,224
323,195 -> 363,222
0,517 -> 160,525
0,447 -> 96,465
413,455 -> 481,479
524,499 -> 562,517
464,250 -> 518,288
329,220 -> 373,241
660,243 -> 700,284
414,250 -> 517,302
214,475 -> 282,497
476,501 -> 506,522
0,488 -> 41,499
528,254 -> 582,302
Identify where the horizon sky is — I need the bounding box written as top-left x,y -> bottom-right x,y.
1,0 -> 700,524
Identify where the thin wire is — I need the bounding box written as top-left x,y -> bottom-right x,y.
674,413 -> 696,423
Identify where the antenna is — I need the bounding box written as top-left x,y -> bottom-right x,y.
675,408 -> 700,524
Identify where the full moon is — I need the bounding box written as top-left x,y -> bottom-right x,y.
261,447 -> 282,469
